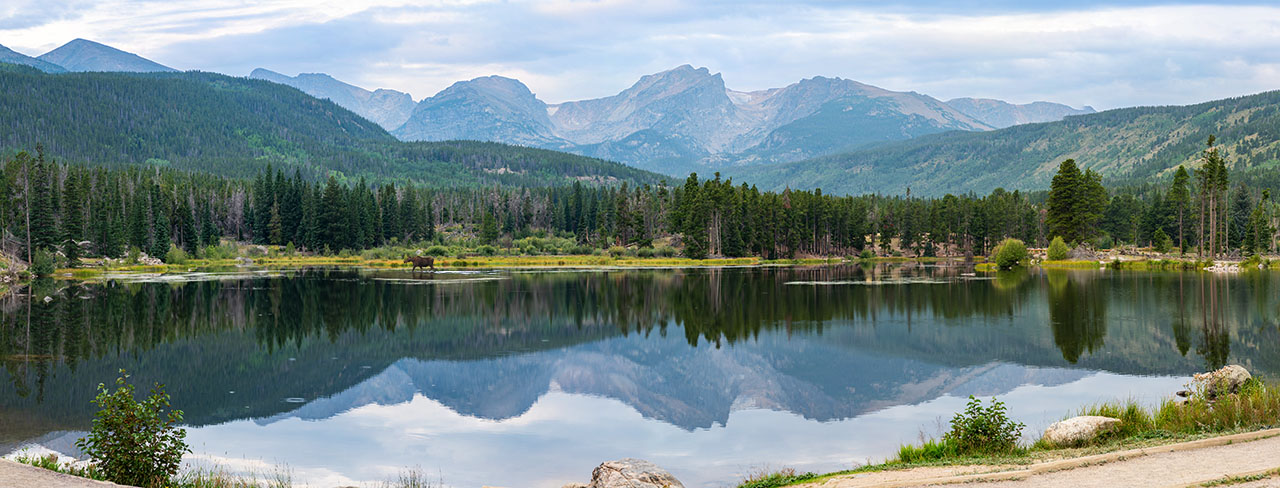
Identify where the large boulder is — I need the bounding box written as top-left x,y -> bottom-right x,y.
1192,365 -> 1252,398
578,459 -> 683,488
1042,416 -> 1121,447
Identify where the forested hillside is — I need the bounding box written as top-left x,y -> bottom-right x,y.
0,63 -> 661,188
737,90 -> 1280,197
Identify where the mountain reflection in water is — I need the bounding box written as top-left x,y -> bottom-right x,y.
2,265 -> 1276,486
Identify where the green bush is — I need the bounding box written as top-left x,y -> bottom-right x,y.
476,245 -> 497,256
943,396 -> 1024,455
1047,236 -> 1069,261
30,248 -> 56,277
860,249 -> 875,260
608,246 -> 627,257
657,246 -> 677,258
423,245 -> 450,257
637,247 -> 655,258
164,245 -> 189,265
992,238 -> 1028,270
1152,228 -> 1173,253
76,370 -> 189,488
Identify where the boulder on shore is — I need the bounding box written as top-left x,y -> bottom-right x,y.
1192,364 -> 1252,398
563,459 -> 683,488
1042,416 -> 1121,447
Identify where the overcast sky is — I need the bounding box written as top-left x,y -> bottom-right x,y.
3,1 -> 1279,109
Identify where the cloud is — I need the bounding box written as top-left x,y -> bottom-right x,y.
1,1 -> 1279,109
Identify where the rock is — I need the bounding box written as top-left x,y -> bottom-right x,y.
1042,416 -> 1122,447
1192,365 -> 1252,398
586,459 -> 683,488
1067,246 -> 1098,260
562,484 -> 589,488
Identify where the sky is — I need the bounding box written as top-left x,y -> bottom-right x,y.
2,0 -> 1279,109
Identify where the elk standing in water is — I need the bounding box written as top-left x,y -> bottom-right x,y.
405,255 -> 435,272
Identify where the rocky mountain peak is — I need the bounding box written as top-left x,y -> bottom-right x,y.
38,38 -> 175,73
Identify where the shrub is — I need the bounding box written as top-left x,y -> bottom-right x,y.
126,246 -> 142,264
30,248 -> 56,278
859,249 -> 875,260
475,245 -> 497,256
943,396 -> 1024,455
1152,228 -> 1173,253
164,245 -> 189,265
1047,236 -> 1069,261
637,247 -> 655,258
608,246 -> 627,257
656,246 -> 677,257
423,245 -> 450,257
76,370 -> 189,488
992,238 -> 1028,270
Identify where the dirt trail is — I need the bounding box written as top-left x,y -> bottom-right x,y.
0,459 -> 133,488
801,428 -> 1280,488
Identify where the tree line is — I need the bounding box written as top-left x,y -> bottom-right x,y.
4,136 -> 1277,265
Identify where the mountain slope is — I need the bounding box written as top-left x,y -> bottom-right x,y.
394,75 -> 569,148
0,64 -> 662,187
249,68 -> 416,130
0,44 -> 65,73
38,38 -> 176,72
947,98 -> 1095,128
735,90 -> 1280,197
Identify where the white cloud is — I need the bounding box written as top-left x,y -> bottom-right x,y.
2,2 -> 1279,108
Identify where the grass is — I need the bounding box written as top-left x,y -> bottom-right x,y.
1039,259 -> 1103,269
746,378 -> 1280,488
55,254 -> 868,280
1200,468 -> 1280,487
12,454 -> 439,488
736,468 -> 820,488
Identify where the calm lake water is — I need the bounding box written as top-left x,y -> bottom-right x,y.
2,264 -> 1277,487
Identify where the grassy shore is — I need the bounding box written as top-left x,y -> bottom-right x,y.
51,254 -> 859,281
11,453 -> 439,488
737,376 -> 1280,488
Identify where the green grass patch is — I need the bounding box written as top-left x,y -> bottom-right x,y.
1039,260 -> 1102,269
1201,468 -> 1280,487
735,468 -> 820,488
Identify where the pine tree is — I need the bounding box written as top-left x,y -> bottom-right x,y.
320,176 -> 347,251
268,202 -> 284,245
680,174 -> 709,259
150,185 -> 170,259
61,170 -> 86,266
1167,166 -> 1191,252
28,154 -> 57,253
480,211 -> 499,244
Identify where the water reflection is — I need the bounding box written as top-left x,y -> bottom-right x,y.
2,265 -> 1279,486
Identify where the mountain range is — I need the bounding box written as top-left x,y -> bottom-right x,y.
734,89 -> 1280,196
383,65 -> 1094,174
0,62 -> 659,188
1,38 -> 1098,184
10,37 -> 1280,198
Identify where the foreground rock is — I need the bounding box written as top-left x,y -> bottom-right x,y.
1192,364 -> 1252,399
1042,416 -> 1122,447
562,459 -> 684,488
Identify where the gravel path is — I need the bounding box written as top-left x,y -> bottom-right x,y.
0,459 -> 133,488
802,429 -> 1280,488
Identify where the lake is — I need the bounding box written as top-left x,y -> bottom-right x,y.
2,264 -> 1277,487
